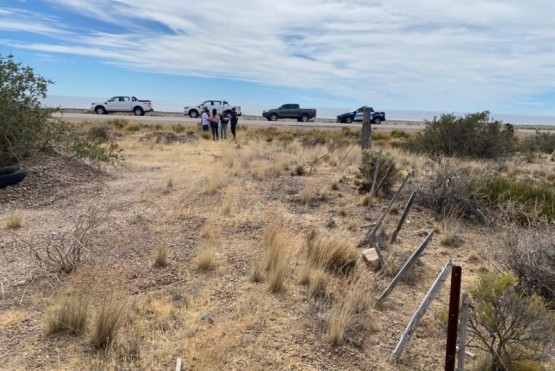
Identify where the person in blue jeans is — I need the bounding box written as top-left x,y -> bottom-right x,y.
209,108 -> 220,140
220,112 -> 229,139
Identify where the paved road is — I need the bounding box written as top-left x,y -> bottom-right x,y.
53,112 -> 550,135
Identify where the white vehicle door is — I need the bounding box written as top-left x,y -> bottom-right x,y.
106,96 -> 128,111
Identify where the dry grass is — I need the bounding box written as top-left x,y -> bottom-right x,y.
306,235 -> 358,273
319,185 -> 330,200
46,287 -> 90,335
250,258 -> 264,283
300,184 -> 311,205
152,246 -> 169,268
196,245 -> 215,271
5,212 -> 23,229
263,221 -> 291,293
91,294 -> 126,349
307,266 -> 326,297
203,168 -> 224,195
438,216 -> 459,247
327,299 -> 352,345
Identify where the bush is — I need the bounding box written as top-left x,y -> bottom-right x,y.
0,55 -> 123,166
415,160 -> 488,220
477,176 -> 555,224
358,149 -> 398,194
468,272 -> 555,370
502,231 -> 555,304
91,294 -> 126,349
403,111 -> 515,159
519,130 -> 555,154
0,54 -> 57,165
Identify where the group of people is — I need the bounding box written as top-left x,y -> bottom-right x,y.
201,107 -> 239,141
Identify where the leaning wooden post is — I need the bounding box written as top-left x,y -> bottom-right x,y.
389,191 -> 417,244
457,293 -> 470,371
445,265 -> 462,371
369,149 -> 382,198
390,259 -> 453,364
361,107 -> 372,150
366,172 -> 413,242
376,231 -> 434,306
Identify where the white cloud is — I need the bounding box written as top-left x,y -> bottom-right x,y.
1,0 -> 555,112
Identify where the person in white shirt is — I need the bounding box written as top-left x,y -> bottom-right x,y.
201,107 -> 209,131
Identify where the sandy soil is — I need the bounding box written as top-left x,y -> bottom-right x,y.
0,124 -> 552,370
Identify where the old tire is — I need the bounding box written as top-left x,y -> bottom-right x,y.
270,114 -> 278,121
345,117 -> 352,124
189,110 -> 199,118
95,106 -> 106,115
0,168 -> 28,189
133,107 -> 144,116
301,114 -> 309,122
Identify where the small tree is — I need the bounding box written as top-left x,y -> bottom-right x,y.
0,54 -> 57,165
403,111 -> 515,159
468,272 -> 555,370
0,54 -> 123,166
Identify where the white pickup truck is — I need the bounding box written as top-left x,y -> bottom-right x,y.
183,100 -> 242,118
91,96 -> 154,116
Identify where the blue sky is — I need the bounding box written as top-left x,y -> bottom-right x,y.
1,0 -> 555,116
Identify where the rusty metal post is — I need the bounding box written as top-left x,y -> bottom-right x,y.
445,265 -> 462,371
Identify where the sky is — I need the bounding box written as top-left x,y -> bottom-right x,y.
1,0 -> 555,117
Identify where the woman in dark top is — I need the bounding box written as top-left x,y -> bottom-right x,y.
209,108 -> 220,140
229,107 -> 239,140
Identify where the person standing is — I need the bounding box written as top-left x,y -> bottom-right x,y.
229,107 -> 239,140
201,107 -> 209,132
220,111 -> 230,139
209,108 -> 220,140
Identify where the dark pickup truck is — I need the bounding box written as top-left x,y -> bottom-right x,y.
337,106 -> 386,124
262,104 -> 317,122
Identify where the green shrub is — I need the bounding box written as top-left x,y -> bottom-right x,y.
108,119 -> 128,129
0,54 -> 57,165
468,272 -> 555,370
403,111 -> 515,159
519,130 -> 555,154
477,176 -> 555,224
358,149 -> 398,194
126,124 -> 141,132
0,54 -> 123,166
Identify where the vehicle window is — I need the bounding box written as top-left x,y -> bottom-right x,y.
212,101 -> 220,105
118,97 -> 125,102
108,97 -> 116,102
202,101 -> 210,106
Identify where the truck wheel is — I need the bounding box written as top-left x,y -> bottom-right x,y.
345,117 -> 352,124
300,114 -> 309,122
189,110 -> 199,118
270,114 -> 278,121
134,107 -> 144,116
373,118 -> 381,125
95,106 -> 106,115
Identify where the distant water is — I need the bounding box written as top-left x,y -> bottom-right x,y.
43,95 -> 555,126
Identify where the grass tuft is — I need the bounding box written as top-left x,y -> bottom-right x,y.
196,246 -> 215,271
5,212 -> 23,229
90,294 -> 126,349
152,246 -> 169,268
46,287 -> 90,335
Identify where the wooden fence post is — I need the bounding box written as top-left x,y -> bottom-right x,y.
457,293 -> 470,371
390,259 -> 453,364
389,190 -> 417,244
376,231 -> 434,306
361,107 -> 372,150
366,172 -> 413,243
